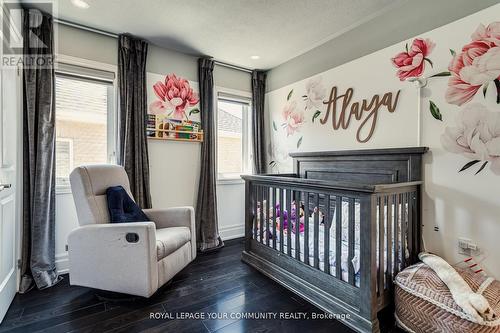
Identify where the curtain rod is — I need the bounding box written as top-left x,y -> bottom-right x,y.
54,18 -> 118,38
54,18 -> 253,74
213,61 -> 252,73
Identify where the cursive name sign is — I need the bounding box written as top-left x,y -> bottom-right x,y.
320,86 -> 401,143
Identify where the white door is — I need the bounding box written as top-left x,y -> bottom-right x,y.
0,64 -> 20,322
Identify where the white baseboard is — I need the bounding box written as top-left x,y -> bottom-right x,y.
219,223 -> 244,241
55,252 -> 69,275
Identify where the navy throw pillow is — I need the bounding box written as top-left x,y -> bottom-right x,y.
106,186 -> 150,223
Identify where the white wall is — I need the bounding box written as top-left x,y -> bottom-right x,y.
55,24 -> 250,273
265,4 -> 500,278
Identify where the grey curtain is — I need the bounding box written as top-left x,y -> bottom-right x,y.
251,70 -> 267,174
196,58 -> 224,252
117,34 -> 152,208
21,9 -> 61,293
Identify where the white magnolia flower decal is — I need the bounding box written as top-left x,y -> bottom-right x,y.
441,103 -> 500,174
304,76 -> 326,112
268,143 -> 290,173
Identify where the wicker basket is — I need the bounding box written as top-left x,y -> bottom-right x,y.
395,263 -> 500,333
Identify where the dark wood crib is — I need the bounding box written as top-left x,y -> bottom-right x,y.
241,147 -> 428,333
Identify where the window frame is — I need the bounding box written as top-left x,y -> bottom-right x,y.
55,137 -> 74,188
215,87 -> 253,184
54,55 -> 118,193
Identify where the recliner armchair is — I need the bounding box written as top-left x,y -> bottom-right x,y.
68,164 -> 196,297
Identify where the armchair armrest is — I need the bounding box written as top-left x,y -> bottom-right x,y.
67,222 -> 158,297
143,207 -> 196,259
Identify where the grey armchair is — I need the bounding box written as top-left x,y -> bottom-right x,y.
68,164 -> 196,297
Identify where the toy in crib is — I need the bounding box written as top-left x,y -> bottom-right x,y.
258,201 -> 326,240
273,202 -> 303,233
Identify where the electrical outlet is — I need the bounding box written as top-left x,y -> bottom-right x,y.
468,243 -> 478,251
458,238 -> 472,255
458,237 -> 470,248
458,237 -> 478,255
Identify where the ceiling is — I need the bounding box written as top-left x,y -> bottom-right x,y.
31,0 -> 408,69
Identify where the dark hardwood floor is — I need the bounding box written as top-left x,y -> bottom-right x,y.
0,238 -> 400,333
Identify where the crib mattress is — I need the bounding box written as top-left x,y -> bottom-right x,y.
255,200 -> 409,286
257,223 -> 361,285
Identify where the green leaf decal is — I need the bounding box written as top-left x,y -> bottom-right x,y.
459,160 -> 480,172
430,71 -> 451,78
450,49 -> 456,56
483,83 -> 488,98
475,161 -> 488,175
405,43 -> 409,53
495,79 -> 500,104
272,121 -> 277,131
312,111 -> 321,123
296,136 -> 303,148
424,58 -> 433,68
429,100 -> 442,121
188,108 -> 200,116
287,89 -> 293,101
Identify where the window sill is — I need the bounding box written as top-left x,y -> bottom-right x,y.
217,178 -> 245,185
56,186 -> 72,195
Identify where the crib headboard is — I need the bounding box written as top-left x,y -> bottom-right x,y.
290,147 -> 428,185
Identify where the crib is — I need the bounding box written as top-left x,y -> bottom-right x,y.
241,147 -> 428,333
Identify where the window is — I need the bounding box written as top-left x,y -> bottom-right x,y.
216,92 -> 252,180
55,138 -> 73,186
55,64 -> 115,189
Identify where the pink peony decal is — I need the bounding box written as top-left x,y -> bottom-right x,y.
445,22 -> 500,106
441,103 -> 500,175
391,38 -> 435,81
149,74 -> 199,120
281,101 -> 304,136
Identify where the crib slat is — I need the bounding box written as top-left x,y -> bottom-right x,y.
259,186 -> 266,244
253,185 -> 258,241
408,191 -> 415,265
264,187 -> 270,246
294,191 -> 301,260
348,198 -> 355,285
401,193 -> 407,271
378,195 -> 385,295
304,192 -> 310,265
272,187 -> 277,250
324,195 -> 331,274
313,193 -> 320,269
386,194 -> 393,285
279,188 -> 284,254
286,189 -> 292,257
394,193 -> 400,273
335,195 -> 342,280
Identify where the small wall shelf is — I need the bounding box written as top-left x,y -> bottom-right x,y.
147,128 -> 204,143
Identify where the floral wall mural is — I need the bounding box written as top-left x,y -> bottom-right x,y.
148,73 -> 200,121
268,76 -> 402,171
391,38 -> 436,81
446,22 -> 500,106
439,22 -> 500,175
265,4 -> 500,280
441,103 -> 500,175
389,22 -> 500,175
